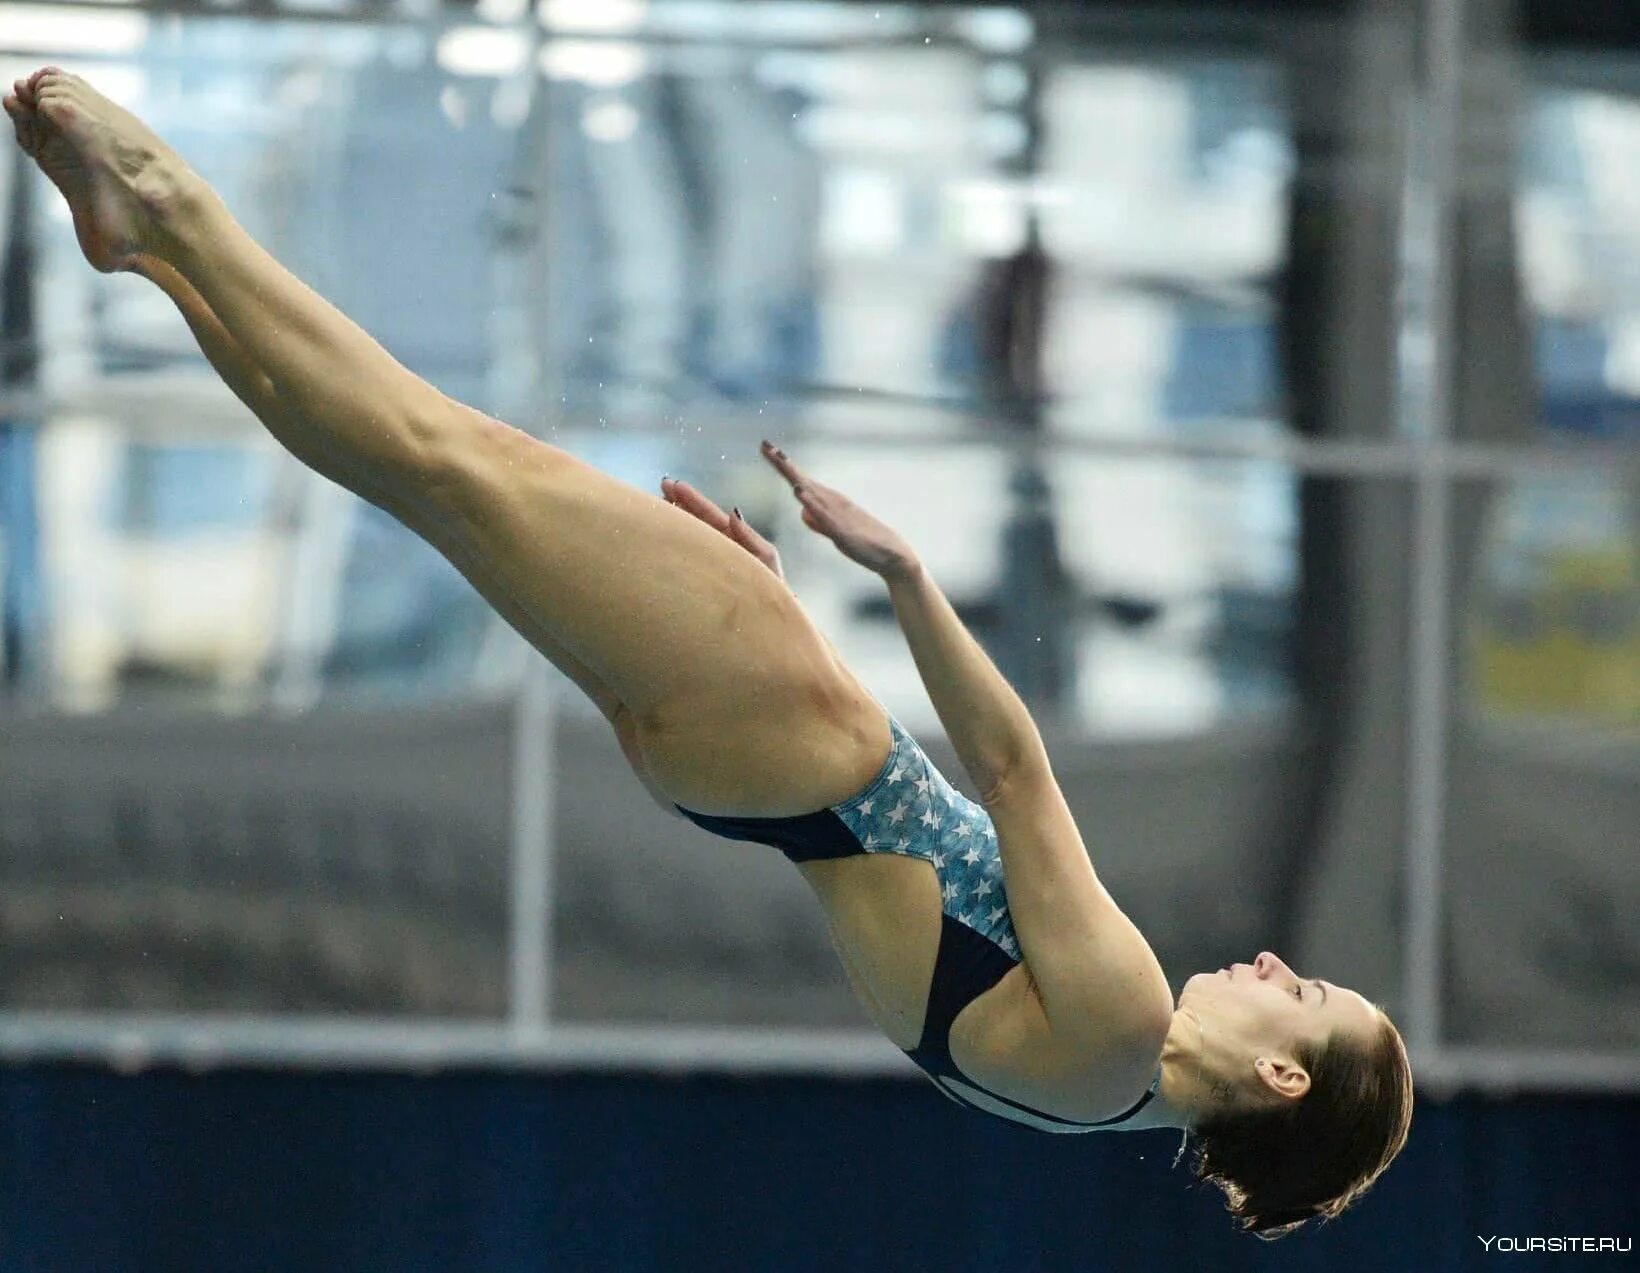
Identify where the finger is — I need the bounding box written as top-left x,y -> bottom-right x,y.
759,439 -> 816,494
662,476 -> 730,530
726,506 -> 770,552
661,476 -> 733,534
727,508 -> 783,575
9,112 -> 32,154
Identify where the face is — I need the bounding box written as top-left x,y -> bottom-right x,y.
1177,951 -> 1381,1104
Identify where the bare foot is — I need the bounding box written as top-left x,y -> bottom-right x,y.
3,67 -> 198,273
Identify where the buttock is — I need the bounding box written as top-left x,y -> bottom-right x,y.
641,668 -> 890,818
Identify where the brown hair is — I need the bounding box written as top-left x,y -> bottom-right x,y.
1178,1007 -> 1413,1240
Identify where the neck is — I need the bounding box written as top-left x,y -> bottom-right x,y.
1107,1006 -> 1218,1133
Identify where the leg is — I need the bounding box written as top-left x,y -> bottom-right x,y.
9,69 -> 887,815
132,254 -> 684,818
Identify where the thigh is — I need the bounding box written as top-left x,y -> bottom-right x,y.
433,404 -> 889,815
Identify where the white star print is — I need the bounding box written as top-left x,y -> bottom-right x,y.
986,906 -> 1006,924
919,808 -> 942,830
887,763 -> 906,784
983,824 -> 996,841
941,880 -> 959,902
913,775 -> 931,796
896,838 -> 910,850
999,935 -> 1017,954
862,834 -> 878,849
856,798 -> 875,816
972,878 -> 994,898
886,800 -> 909,825
954,823 -> 973,839
931,852 -> 946,868
961,846 -> 983,866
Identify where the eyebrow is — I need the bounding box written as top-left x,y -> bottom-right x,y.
1312,979 -> 1328,1006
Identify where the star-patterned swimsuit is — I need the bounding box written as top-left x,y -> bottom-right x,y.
677,711 -> 1162,1134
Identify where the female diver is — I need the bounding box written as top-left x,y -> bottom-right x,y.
5,67 -> 1410,1238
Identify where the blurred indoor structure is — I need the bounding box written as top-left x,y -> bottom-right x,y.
0,1 -> 1635,1268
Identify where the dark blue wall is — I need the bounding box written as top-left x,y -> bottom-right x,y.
2,1066 -> 1634,1272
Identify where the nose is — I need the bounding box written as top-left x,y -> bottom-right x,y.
1253,951 -> 1292,979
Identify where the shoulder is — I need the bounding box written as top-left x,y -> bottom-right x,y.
955,966 -> 1171,1121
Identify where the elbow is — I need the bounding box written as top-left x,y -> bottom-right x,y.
980,738 -> 1051,804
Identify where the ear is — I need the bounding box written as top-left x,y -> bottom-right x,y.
1253,1054 -> 1311,1102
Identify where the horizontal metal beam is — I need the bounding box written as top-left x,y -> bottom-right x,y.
3,1014 -> 1637,1093
0,1014 -> 915,1076
1416,1046 -> 1640,1096
2,388 -> 1635,478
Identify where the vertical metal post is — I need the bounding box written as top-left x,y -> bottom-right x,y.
504,4 -> 557,1045
509,658 -> 556,1037
1404,0 -> 1465,1058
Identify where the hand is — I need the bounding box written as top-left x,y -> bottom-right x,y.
759,440 -> 919,580
660,475 -> 785,580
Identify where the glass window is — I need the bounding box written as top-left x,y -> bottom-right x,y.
527,20 -> 1293,442
1,13 -> 518,1017
1446,473 -> 1640,1049
1519,70 -> 1640,443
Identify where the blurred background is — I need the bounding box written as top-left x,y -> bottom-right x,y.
0,0 -> 1635,1268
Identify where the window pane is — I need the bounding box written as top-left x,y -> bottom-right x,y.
0,18 -> 516,1018
1520,67 -> 1640,444
530,15 -> 1297,442
1445,472 -> 1640,1049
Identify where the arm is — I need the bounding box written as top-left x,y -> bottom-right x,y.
756,445 -> 1172,1053
882,560 -> 1037,801
755,442 -> 1037,798
887,560 -> 1170,1050
981,759 -> 1172,1055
